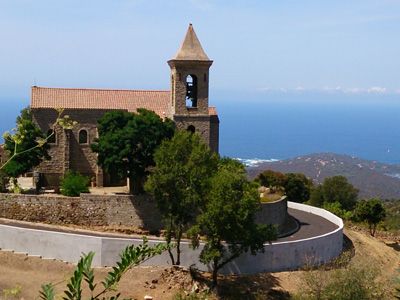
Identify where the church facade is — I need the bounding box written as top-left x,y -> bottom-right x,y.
31,24 -> 219,187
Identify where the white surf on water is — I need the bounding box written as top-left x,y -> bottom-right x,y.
235,158 -> 280,167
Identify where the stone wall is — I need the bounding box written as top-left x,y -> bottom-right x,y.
32,108 -> 114,187
0,193 -> 161,232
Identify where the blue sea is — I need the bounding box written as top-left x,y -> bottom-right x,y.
1,92 -> 400,165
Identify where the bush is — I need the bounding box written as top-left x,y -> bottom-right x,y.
60,171 -> 89,196
322,201 -> 352,220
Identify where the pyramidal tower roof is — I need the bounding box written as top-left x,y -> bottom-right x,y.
172,24 -> 210,61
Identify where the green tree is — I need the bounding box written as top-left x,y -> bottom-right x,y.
91,109 -> 175,194
145,131 -> 218,265
309,185 -> 324,207
353,198 -> 386,236
188,158 -> 277,288
255,170 -> 286,188
39,239 -> 168,300
283,173 -> 313,203
310,176 -> 358,210
2,107 -> 50,178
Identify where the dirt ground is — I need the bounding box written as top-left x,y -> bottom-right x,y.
0,227 -> 399,300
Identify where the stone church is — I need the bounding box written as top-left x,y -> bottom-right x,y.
31,24 -> 219,187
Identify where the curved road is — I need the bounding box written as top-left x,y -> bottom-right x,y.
0,208 -> 339,244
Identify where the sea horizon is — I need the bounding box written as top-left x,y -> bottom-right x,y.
1,92 -> 400,166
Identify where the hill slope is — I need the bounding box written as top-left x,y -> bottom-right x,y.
247,153 -> 400,199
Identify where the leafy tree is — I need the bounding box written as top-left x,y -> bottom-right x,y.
60,171 -> 90,197
283,173 -> 313,203
353,198 -> 386,236
188,158 -> 277,288
309,185 -> 324,207
310,176 -> 358,210
91,109 -> 175,194
255,170 -> 286,188
322,201 -> 353,220
145,131 -> 218,265
2,107 -> 50,178
39,239 -> 168,300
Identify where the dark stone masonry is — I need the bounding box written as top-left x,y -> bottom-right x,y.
30,24 -> 219,188
0,193 -> 162,232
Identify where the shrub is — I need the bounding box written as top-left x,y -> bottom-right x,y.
322,201 -> 352,220
60,171 -> 89,196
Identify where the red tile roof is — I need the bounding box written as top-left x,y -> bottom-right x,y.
31,86 -> 218,117
31,87 -> 173,118
208,107 -> 218,116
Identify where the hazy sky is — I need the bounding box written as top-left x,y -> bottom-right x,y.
1,0 -> 399,102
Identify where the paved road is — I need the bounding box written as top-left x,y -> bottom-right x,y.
277,208 -> 339,242
0,207 -> 339,243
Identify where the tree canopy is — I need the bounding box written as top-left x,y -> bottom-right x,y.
309,175 -> 358,210
256,170 -> 313,203
353,198 -> 386,236
91,109 -> 175,194
283,173 -> 313,203
2,107 -> 50,178
188,158 -> 277,287
145,130 -> 218,265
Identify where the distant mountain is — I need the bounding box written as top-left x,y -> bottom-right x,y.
247,153 -> 400,199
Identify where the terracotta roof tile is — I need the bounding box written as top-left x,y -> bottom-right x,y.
31,86 -> 218,118
208,107 -> 218,116
31,87 -> 173,118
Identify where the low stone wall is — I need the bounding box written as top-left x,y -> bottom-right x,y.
255,196 -> 287,227
0,202 -> 343,274
0,193 -> 162,232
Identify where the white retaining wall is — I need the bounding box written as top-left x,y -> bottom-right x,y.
0,202 -> 343,274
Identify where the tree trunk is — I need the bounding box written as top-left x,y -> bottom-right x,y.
212,259 -> 219,288
176,227 -> 182,265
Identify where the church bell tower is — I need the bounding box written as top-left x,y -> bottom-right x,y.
168,24 -> 219,152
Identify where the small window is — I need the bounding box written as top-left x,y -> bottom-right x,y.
185,74 -> 198,108
79,129 -> 88,144
187,125 -> 195,133
47,129 -> 56,144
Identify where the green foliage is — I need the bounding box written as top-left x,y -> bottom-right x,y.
2,107 -> 50,177
91,109 -> 175,194
296,263 -> 383,300
322,201 -> 353,220
39,284 -> 55,300
309,176 -> 358,210
381,200 -> 400,232
39,240 -> 168,300
60,171 -> 90,196
283,173 -> 313,203
145,130 -> 218,265
255,170 -> 312,202
255,169 -> 286,188
188,158 -> 277,287
353,198 -> 386,236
